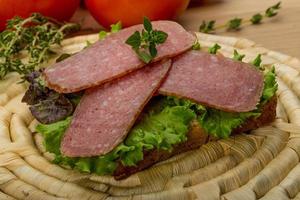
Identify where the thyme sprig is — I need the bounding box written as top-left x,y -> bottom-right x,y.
0,13 -> 79,80
232,49 -> 245,61
99,21 -> 122,40
208,43 -> 221,54
199,2 -> 281,33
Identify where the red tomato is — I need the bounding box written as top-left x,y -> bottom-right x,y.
85,0 -> 190,29
0,0 -> 80,30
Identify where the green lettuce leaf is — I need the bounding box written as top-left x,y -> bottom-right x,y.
198,67 -> 277,138
261,66 -> 278,104
198,108 -> 260,138
94,153 -> 118,175
36,97 -> 197,175
36,117 -> 72,154
118,102 -> 197,166
75,158 -> 93,173
36,67 -> 278,175
197,67 -> 277,138
36,117 -> 84,170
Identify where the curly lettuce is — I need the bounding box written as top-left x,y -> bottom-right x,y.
198,109 -> 260,138
36,97 -> 197,175
36,117 -> 71,155
198,67 -> 277,138
36,67 -> 277,175
261,66 -> 278,104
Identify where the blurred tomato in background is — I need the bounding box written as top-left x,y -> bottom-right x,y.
85,0 -> 190,29
0,0 -> 80,30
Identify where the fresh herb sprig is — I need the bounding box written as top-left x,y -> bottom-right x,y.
208,43 -> 221,54
252,54 -> 265,70
0,13 -> 79,80
232,49 -> 245,61
199,2 -> 281,33
125,17 -> 168,63
252,54 -> 262,67
208,43 -> 267,72
99,21 -> 122,40
192,40 -> 201,50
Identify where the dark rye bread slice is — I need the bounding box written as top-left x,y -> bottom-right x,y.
113,96 -> 277,180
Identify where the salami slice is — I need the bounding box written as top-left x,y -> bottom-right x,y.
159,51 -> 264,112
44,21 -> 194,93
61,60 -> 171,157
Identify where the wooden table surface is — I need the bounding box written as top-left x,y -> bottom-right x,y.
180,0 -> 300,58
72,0 -> 300,58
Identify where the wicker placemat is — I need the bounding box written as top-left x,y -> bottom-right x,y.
0,32 -> 300,200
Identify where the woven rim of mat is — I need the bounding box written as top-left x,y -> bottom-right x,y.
0,32 -> 300,200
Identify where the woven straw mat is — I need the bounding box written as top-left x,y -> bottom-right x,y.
0,32 -> 300,200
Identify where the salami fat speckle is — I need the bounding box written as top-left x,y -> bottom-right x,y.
44,21 -> 194,93
159,51 -> 264,112
61,60 -> 171,157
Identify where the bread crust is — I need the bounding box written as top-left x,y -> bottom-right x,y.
113,96 -> 277,180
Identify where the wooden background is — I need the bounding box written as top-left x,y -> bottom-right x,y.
180,0 -> 300,58
71,0 -> 300,58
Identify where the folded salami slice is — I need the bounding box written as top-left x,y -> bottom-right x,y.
44,21 -> 194,93
61,60 -> 171,157
159,51 -> 264,112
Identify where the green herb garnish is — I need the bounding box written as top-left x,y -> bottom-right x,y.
227,18 -> 242,31
125,17 -> 168,63
192,40 -> 201,50
98,21 -> 122,40
265,2 -> 281,17
110,21 -> 122,33
251,13 -> 263,24
252,54 -> 263,70
199,20 -> 216,33
208,43 -> 221,54
232,49 -> 245,61
0,13 -> 79,80
199,2 -> 281,34
98,31 -> 107,40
